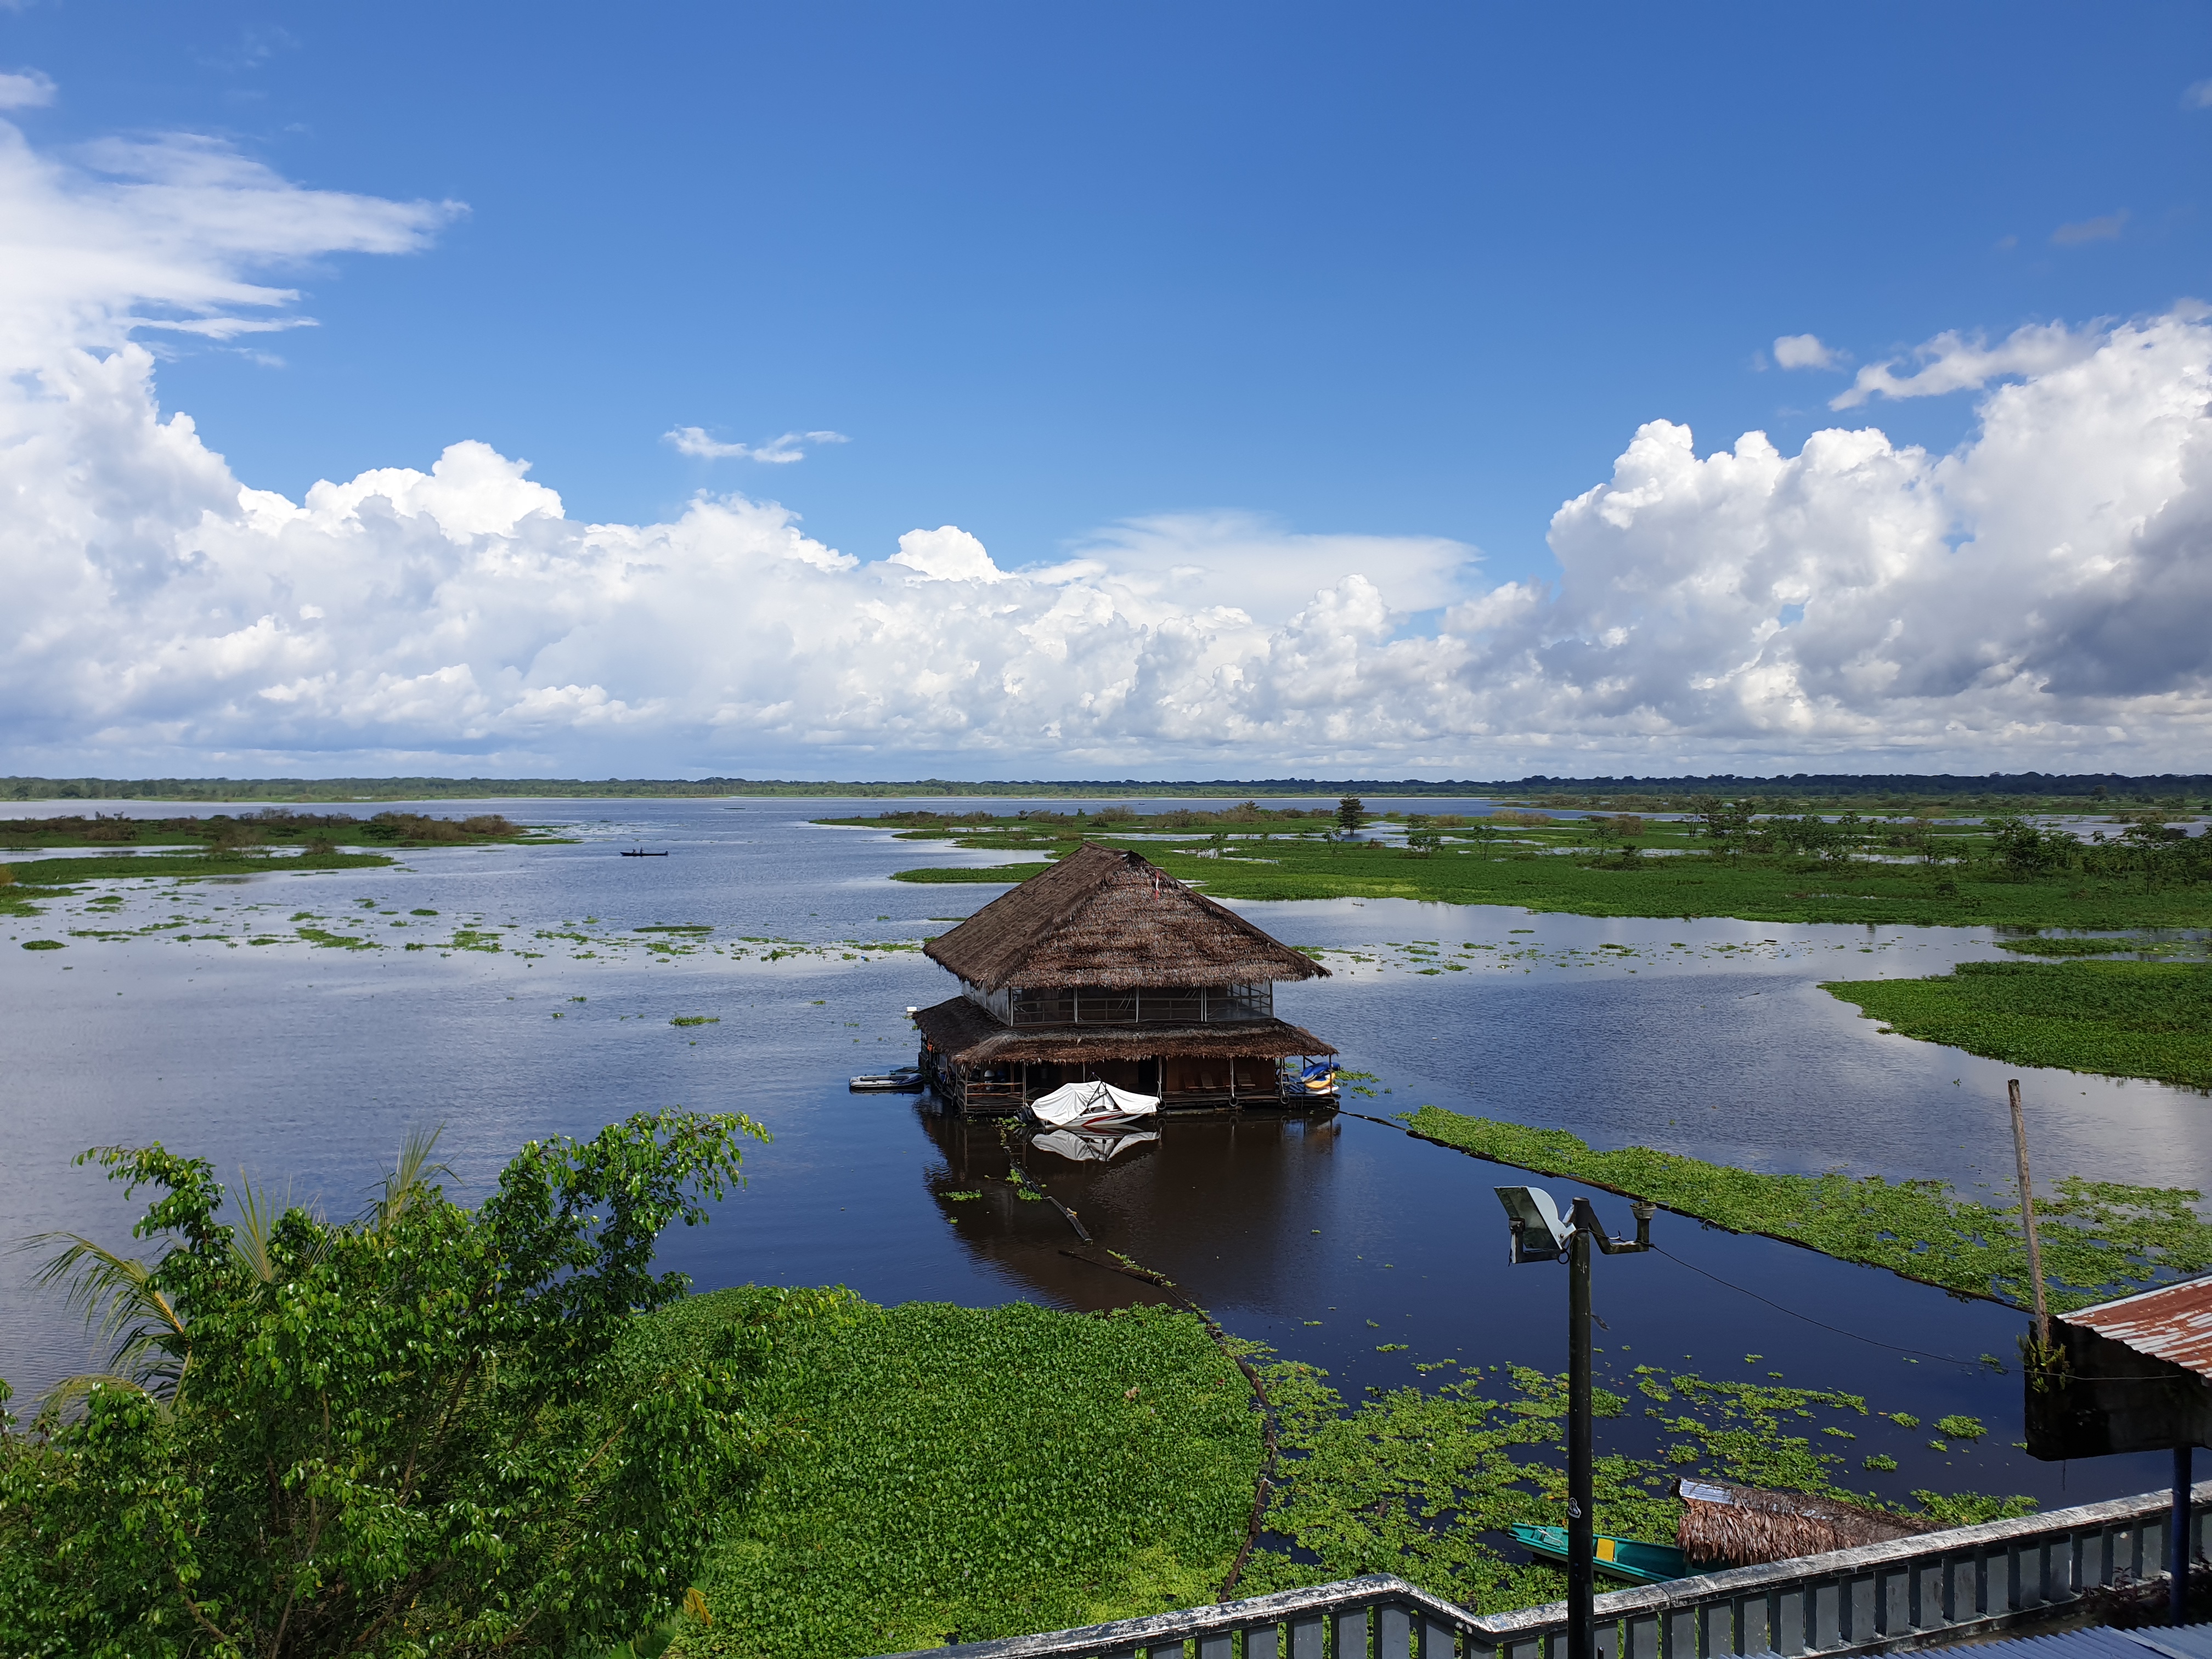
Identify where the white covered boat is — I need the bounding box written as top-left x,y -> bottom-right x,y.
1026,1079 -> 1160,1130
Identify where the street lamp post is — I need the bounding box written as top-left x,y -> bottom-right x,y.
1496,1185 -> 1658,1659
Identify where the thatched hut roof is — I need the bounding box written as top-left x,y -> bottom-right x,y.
1674,1479 -> 1931,1567
912,996 -> 1335,1066
922,843 -> 1329,992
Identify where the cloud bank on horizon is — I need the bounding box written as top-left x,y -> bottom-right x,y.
3,110 -> 2208,781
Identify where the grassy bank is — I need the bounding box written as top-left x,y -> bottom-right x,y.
657,1288 -> 1260,1655
868,816 -> 2212,929
1823,961 -> 2212,1090
1397,1108 -> 2212,1312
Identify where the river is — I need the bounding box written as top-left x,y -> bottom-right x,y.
2,795 -> 2199,1514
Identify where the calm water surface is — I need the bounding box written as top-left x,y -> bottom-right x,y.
2,797 -> 2198,1512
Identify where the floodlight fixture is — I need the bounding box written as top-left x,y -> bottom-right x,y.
1494,1184 -> 1571,1262
1491,1183 -> 1660,1659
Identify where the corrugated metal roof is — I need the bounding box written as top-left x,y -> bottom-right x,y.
2069,1276 -> 2212,1379
1742,1624 -> 2212,1659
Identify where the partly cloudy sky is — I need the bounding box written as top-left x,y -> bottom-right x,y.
3,6 -> 2210,781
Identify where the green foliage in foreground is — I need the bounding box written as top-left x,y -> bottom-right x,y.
1399,1108 -> 2212,1313
1238,1358 -> 2031,1613
665,1288 -> 1259,1656
1824,961 -> 2212,1090
0,1112 -> 767,1658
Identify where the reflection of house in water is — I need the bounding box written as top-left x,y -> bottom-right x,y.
912,843 -> 1337,1114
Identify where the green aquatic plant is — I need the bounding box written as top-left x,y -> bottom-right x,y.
1399,1107 -> 2212,1311
672,1290 -> 1258,1655
1822,960 -> 2212,1088
1233,1357 -> 2030,1613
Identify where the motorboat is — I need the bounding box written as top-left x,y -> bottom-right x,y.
1031,1126 -> 1159,1164
1025,1079 -> 1160,1130
850,1066 -> 926,1093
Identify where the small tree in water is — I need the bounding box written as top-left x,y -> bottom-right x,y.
1335,796 -> 1367,838
0,1110 -> 769,1656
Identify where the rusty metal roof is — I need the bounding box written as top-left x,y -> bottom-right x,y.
2066,1275 -> 2212,1379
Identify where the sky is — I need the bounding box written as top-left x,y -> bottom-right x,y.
2,2 -> 2210,781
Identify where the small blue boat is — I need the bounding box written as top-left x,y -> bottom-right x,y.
1508,1523 -> 1688,1585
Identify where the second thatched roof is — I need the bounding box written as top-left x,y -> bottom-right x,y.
1675,1480 -> 1931,1567
922,842 -> 1329,992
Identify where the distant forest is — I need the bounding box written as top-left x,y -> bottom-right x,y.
4,772 -> 2208,805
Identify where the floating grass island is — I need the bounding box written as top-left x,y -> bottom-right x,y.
851,807 -> 2212,931
1396,1108 -> 2212,1313
1822,960 -> 2212,1090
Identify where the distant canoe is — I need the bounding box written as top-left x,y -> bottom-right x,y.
619,849 -> 670,857
1509,1523 -> 1687,1585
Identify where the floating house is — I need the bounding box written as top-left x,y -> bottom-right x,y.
912,843 -> 1337,1114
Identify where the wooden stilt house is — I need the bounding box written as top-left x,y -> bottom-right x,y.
912,842 -> 1337,1114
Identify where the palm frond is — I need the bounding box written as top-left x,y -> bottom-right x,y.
367,1125 -> 452,1235
22,1232 -> 190,1404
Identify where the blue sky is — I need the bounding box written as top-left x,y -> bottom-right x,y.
3,3 -> 2210,778
14,2 -> 2208,586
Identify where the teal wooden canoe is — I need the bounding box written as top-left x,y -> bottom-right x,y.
1508,1523 -> 1689,1586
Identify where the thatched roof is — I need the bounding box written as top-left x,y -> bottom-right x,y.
912,996 -> 1335,1065
1674,1480 -> 1930,1567
922,842 -> 1328,992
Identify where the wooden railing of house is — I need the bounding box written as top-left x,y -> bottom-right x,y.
1011,985 -> 1274,1026
866,1480 -> 2210,1659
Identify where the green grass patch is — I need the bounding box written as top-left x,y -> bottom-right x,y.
888,862 -> 1054,884
1398,1107 -> 2212,1312
1822,961 -> 2212,1089
0,850 -> 392,887
657,1288 -> 1259,1656
887,831 -> 2212,928
1994,936 -> 2140,955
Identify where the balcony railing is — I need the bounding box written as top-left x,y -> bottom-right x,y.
1009,984 -> 1275,1026
865,1479 -> 2209,1659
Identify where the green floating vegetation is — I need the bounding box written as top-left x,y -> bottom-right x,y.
881,814 -> 2212,929
1824,961 -> 2212,1089
888,862 -> 1055,884
670,1015 -> 720,1027
20,939 -> 64,950
1995,937 -> 2139,956
1235,1358 -> 2029,1613
0,850 -> 393,887
665,1289 -> 1259,1656
1399,1107 -> 2212,1312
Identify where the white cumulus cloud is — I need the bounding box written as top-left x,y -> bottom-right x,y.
0,69 -> 55,110
2,111 -> 2210,778
1772,333 -> 1842,370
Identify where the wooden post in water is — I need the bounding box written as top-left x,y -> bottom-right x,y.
2008,1079 -> 2052,1348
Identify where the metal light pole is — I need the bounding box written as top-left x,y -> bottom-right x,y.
1497,1185 -> 1658,1659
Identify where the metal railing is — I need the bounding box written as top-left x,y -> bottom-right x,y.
871,1480 -> 2210,1659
